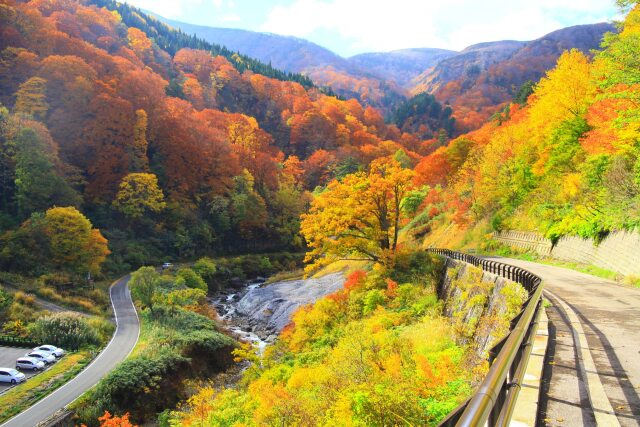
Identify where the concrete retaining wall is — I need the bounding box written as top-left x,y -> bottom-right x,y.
494,230 -> 640,276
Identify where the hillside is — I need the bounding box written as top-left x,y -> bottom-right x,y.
0,0 -> 427,277
408,9 -> 639,253
161,16 -> 614,128
348,48 -> 457,89
158,17 -> 355,77
412,40 -> 526,95
414,23 -> 615,131
157,16 -> 408,112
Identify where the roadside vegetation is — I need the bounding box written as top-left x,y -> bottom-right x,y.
72,260 -> 237,426
170,252 -> 475,426
169,250 -> 527,426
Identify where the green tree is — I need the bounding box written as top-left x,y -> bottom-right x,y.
14,128 -> 79,217
113,173 -> 166,219
14,77 -> 48,120
193,257 -> 217,285
230,170 -> 267,239
514,80 -> 535,104
393,149 -> 413,169
129,266 -> 161,313
176,268 -> 207,292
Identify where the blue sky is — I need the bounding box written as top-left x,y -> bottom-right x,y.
124,0 -> 620,57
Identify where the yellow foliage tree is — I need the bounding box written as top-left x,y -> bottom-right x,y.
130,109 -> 149,172
301,157 -> 414,272
14,77 -> 48,120
43,206 -> 110,275
113,173 -> 166,219
528,49 -> 596,135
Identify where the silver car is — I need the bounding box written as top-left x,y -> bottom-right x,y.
16,357 -> 45,371
26,351 -> 56,365
33,345 -> 64,358
0,368 -> 26,384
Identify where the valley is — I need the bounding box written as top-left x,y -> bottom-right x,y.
0,0 -> 639,426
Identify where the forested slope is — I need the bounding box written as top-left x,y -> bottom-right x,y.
408,4 -> 640,248
0,0 -> 430,276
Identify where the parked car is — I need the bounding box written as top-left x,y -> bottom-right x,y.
162,262 -> 173,270
26,351 -> 56,365
0,368 -> 26,384
16,357 -> 45,371
33,345 -> 65,358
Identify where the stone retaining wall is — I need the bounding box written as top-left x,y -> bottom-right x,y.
440,259 -> 526,360
494,230 -> 640,276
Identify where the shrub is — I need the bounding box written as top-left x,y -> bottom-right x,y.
39,272 -> 73,289
84,351 -> 191,424
162,288 -> 206,308
0,287 -> 13,320
7,300 -> 37,323
28,312 -> 101,349
363,289 -> 385,314
176,268 -> 207,292
193,257 -> 217,285
13,291 -> 36,306
36,286 -> 62,302
86,316 -> 116,345
2,319 -> 28,337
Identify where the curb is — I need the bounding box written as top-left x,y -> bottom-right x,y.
509,306 -> 549,426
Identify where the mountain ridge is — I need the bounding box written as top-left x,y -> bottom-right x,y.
155,14 -> 615,129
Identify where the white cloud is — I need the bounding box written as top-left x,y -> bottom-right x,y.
123,0 -> 196,17
123,0 -> 226,18
222,14 -> 241,22
260,0 -> 618,54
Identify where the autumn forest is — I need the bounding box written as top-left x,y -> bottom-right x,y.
0,0 -> 639,425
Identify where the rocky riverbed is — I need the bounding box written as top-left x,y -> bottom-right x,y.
213,272 -> 345,349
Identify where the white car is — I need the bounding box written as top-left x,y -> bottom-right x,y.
33,345 -> 64,358
162,262 -> 173,270
0,368 -> 26,384
16,357 -> 45,371
26,351 -> 56,365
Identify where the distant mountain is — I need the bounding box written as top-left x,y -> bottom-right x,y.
157,15 -> 614,130
157,16 -> 408,111
411,41 -> 527,95
159,18 -> 355,76
349,48 -> 457,89
413,23 -> 615,131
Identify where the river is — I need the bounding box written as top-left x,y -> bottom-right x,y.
212,272 -> 345,352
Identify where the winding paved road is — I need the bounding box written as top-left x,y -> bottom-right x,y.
485,257 -> 640,427
0,275 -> 139,427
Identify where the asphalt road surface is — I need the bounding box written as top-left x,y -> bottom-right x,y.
0,275 -> 138,427
485,257 -> 640,427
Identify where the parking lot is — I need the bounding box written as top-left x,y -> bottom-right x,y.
0,346 -> 43,393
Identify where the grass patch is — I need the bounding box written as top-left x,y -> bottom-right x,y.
0,350 -> 94,423
311,259 -> 371,278
623,275 -> 640,288
264,269 -> 304,285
